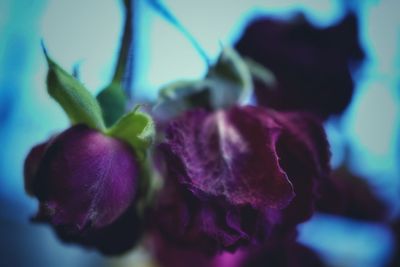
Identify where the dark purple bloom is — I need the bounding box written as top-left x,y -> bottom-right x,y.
317,165 -> 388,221
24,125 -> 141,255
153,106 -> 330,253
235,12 -> 365,119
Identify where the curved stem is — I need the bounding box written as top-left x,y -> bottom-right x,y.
147,0 -> 210,65
112,0 -> 135,99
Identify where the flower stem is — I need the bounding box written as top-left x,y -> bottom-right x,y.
112,0 -> 135,99
147,0 -> 210,65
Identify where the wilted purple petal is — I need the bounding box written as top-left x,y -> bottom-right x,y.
165,108 -> 295,209
273,112 -> 330,231
154,106 -> 330,252
51,203 -> 142,255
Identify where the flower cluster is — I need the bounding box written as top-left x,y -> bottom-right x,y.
24,2 -> 394,267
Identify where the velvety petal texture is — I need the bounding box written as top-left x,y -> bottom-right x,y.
235,12 -> 365,119
154,106 -> 330,252
167,108 -> 295,209
24,125 -> 141,255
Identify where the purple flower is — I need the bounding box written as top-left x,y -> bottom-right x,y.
24,125 -> 141,255
235,12 -> 364,119
153,106 -> 330,253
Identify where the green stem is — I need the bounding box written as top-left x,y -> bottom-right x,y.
147,0 -> 210,65
112,0 -> 135,98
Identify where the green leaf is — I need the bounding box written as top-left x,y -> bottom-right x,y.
107,108 -> 155,160
44,48 -> 105,131
97,82 -> 127,127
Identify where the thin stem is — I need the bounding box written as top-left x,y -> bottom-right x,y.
112,0 -> 135,98
147,0 -> 210,65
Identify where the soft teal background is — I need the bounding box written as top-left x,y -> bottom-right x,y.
0,0 -> 399,266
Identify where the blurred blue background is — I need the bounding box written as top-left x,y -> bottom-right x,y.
0,0 -> 399,266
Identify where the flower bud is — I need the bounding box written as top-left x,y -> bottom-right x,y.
24,124 -> 141,255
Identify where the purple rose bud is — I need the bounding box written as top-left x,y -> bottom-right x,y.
235,12 -> 364,119
24,125 -> 141,255
153,106 -> 330,253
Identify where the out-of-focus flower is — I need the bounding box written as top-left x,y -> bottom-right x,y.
235,12 -> 365,119
24,125 -> 142,255
153,106 -> 330,253
317,165 -> 388,221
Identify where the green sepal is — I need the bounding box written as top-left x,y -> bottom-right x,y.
206,46 -> 253,108
154,46 -> 253,119
243,57 -> 277,89
154,80 -> 212,120
97,82 -> 127,127
106,107 -> 155,160
43,47 -> 106,131
135,158 -> 162,217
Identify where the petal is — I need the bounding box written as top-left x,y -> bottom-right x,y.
154,147 -> 255,252
33,125 -> 139,230
24,141 -> 50,196
52,204 -> 142,255
273,112 -> 330,227
155,106 -> 330,252
164,107 -> 295,209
